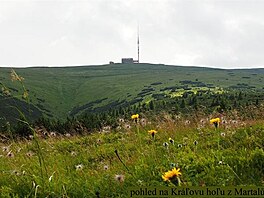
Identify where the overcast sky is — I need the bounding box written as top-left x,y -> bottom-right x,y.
1,0 -> 264,68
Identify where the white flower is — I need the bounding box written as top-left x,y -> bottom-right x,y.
2,146 -> 10,152
50,132 -> 56,137
26,151 -> 34,157
115,174 -> 125,182
7,151 -> 14,158
75,164 -> 84,171
221,132 -> 226,137
163,142 -> 169,148
12,170 -> 20,176
125,124 -> 131,129
118,118 -> 125,123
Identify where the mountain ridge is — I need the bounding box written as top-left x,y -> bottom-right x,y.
1,63 -> 264,124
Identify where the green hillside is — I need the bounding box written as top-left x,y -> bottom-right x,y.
1,63 -> 264,121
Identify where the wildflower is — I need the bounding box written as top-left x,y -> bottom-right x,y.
118,118 -> 125,123
163,142 -> 169,148
193,140 -> 198,146
175,115 -> 181,120
232,120 -> 238,124
12,170 -> 20,176
7,151 -> 14,158
185,120 -> 191,125
26,151 -> 34,157
2,146 -> 10,152
162,168 -> 182,182
75,164 -> 84,171
96,139 -> 102,144
102,126 -> 111,133
50,132 -> 56,137
169,138 -> 174,144
29,135 -> 34,139
221,132 -> 226,137
65,133 -> 71,137
43,131 -> 49,137
71,151 -> 77,157
222,120 -> 227,124
131,114 -> 139,123
103,165 -> 109,170
125,124 -> 131,129
115,174 -> 125,182
131,114 -> 139,120
210,118 -> 221,128
218,161 -> 223,165
148,129 -> 157,138
170,163 -> 176,168
140,118 -> 146,126
178,144 -> 183,148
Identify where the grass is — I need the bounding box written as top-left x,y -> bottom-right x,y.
1,114 -> 263,197
1,64 -> 264,120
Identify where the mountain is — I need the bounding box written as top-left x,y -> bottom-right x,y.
1,63 -> 264,123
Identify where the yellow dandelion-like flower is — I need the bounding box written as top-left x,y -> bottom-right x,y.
131,114 -> 139,120
148,129 -> 157,134
162,168 -> 181,182
210,118 -> 220,124
148,129 -> 157,138
210,118 -> 221,128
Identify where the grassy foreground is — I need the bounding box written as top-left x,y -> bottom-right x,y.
0,115 -> 264,197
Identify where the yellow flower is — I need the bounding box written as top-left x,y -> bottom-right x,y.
131,114 -> 139,120
162,168 -> 181,182
210,118 -> 220,124
148,129 -> 157,135
210,118 -> 221,128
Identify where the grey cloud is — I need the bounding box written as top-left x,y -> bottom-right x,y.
0,0 -> 264,68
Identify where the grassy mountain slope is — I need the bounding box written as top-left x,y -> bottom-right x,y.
1,63 -> 264,120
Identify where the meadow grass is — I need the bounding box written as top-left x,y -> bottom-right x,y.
0,115 -> 263,197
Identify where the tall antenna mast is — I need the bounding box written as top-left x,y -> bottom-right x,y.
137,25 -> 139,63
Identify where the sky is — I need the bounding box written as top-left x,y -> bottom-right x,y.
1,0 -> 264,68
